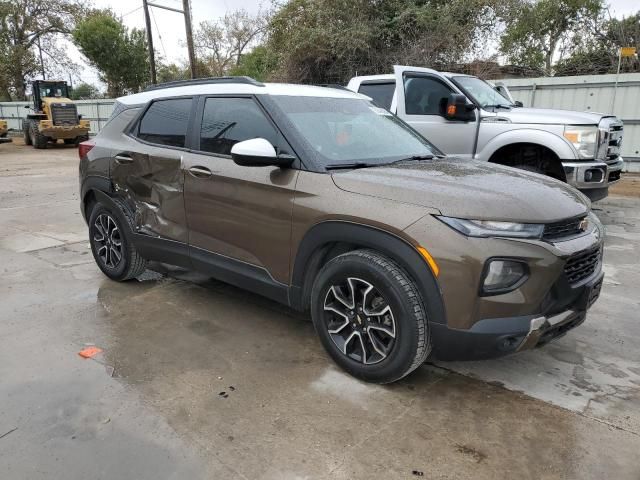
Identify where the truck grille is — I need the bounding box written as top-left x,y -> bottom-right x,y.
606,123 -> 623,161
564,246 -> 600,285
543,216 -> 587,241
51,103 -> 78,126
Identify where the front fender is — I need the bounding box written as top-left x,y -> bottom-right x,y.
289,220 -> 447,325
477,128 -> 578,162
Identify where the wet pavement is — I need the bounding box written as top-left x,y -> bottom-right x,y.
1,141 -> 639,479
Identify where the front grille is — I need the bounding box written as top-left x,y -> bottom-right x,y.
51,103 -> 78,126
606,124 -> 623,160
564,247 -> 600,285
543,216 -> 587,241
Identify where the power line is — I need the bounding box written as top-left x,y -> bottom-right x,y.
150,7 -> 167,59
122,6 -> 143,17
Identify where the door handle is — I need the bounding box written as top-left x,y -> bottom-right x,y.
114,154 -> 134,165
188,166 -> 213,178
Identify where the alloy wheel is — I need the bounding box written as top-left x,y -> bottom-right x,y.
323,277 -> 396,365
93,214 -> 123,269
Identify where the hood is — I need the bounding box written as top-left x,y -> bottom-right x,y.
331,158 -> 590,223
495,107 -> 605,125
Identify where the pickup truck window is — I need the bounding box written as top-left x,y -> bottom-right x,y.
452,76 -> 513,109
358,82 -> 394,110
403,76 -> 451,115
271,95 -> 438,168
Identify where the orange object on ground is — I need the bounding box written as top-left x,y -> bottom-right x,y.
78,346 -> 102,358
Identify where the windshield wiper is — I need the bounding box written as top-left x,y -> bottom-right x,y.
484,104 -> 513,110
325,162 -> 375,171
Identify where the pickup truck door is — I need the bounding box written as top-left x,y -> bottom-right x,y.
393,65 -> 477,160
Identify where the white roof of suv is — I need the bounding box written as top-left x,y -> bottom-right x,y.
119,81 -> 365,106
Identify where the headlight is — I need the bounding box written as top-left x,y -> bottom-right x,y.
563,125 -> 598,159
437,216 -> 544,239
481,259 -> 528,294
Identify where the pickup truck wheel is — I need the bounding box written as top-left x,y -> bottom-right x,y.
30,122 -> 48,149
23,121 -> 32,145
311,249 -> 431,384
88,201 -> 147,281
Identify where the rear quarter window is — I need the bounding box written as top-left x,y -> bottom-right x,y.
137,98 -> 192,148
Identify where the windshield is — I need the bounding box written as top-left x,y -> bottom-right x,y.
38,83 -> 67,99
452,76 -> 513,109
270,95 -> 439,169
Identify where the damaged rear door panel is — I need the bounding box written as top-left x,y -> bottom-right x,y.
110,97 -> 196,244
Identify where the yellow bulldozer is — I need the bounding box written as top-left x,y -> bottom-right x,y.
23,80 -> 90,149
0,120 -> 10,143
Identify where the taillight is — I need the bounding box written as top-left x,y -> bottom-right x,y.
78,141 -> 95,159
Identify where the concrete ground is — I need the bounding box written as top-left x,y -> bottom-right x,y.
1,139 -> 639,479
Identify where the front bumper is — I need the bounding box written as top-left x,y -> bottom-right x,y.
40,126 -> 90,139
562,157 -> 624,190
430,270 -> 603,361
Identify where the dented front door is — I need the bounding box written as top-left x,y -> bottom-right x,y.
110,140 -> 187,243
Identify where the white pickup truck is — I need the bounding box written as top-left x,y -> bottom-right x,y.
347,66 -> 624,201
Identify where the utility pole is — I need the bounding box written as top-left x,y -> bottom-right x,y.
36,37 -> 45,80
142,0 -> 157,84
144,1 -> 197,82
183,0 -> 197,79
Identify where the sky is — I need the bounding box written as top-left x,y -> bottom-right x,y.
67,0 -> 639,87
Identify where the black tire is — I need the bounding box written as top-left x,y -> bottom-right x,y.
75,134 -> 89,145
88,200 -> 147,281
30,122 -> 48,149
23,120 -> 32,145
310,249 -> 431,384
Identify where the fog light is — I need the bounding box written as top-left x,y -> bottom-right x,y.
482,259 -> 527,294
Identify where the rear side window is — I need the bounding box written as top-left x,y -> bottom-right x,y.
358,82 -> 394,110
199,97 -> 280,155
404,76 -> 452,115
137,98 -> 192,148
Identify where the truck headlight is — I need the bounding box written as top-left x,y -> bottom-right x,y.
481,259 -> 528,294
437,216 -> 544,239
563,125 -> 598,159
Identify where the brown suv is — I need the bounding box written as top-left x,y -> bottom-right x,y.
79,77 -> 604,383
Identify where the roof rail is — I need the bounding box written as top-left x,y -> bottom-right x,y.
317,83 -> 349,91
145,76 -> 265,91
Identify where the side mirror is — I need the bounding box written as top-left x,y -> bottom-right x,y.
231,138 -> 293,168
514,100 -> 524,108
444,93 -> 476,122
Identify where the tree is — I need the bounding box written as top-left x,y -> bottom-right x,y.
554,11 -> 640,76
70,82 -> 99,100
0,0 -> 86,100
266,0 -> 507,84
228,45 -> 278,81
72,10 -> 149,97
499,0 -> 604,75
194,9 -> 267,76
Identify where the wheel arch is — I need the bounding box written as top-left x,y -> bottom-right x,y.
289,221 -> 446,325
487,141 -> 568,181
80,177 -> 115,223
480,130 -> 576,182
